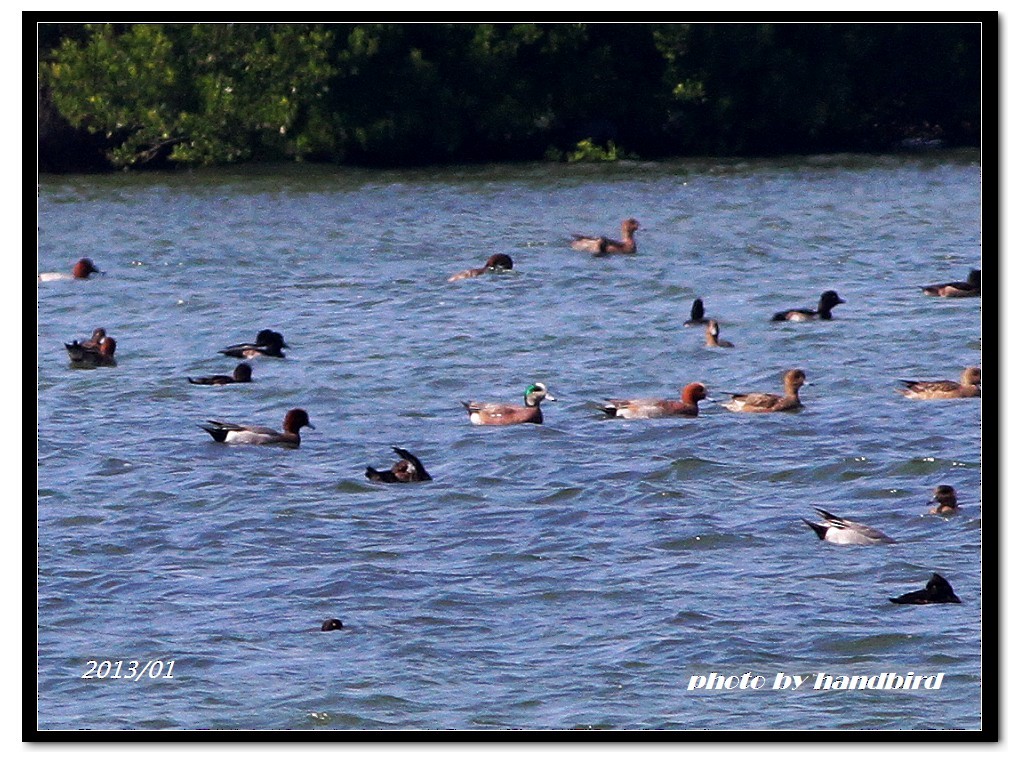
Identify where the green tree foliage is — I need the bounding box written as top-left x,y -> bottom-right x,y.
37,22 -> 983,171
42,23 -> 335,167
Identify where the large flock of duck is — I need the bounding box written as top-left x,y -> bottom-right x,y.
46,217 -> 980,609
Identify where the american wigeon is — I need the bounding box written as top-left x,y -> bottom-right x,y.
898,367 -> 980,399
66,336 -> 117,368
889,573 -> 962,605
921,269 -> 980,298
928,485 -> 961,516
599,382 -> 708,419
366,447 -> 433,483
705,319 -> 734,348
683,298 -> 709,327
199,408 -> 313,447
463,382 -> 555,425
570,218 -> 639,255
219,329 -> 289,359
721,369 -> 807,413
448,254 -> 514,282
802,508 -> 896,545
771,290 -> 845,321
188,363 -> 253,386
321,618 -> 344,631
39,258 -> 103,282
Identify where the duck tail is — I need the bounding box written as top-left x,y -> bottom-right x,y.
802,519 -> 828,540
199,422 -> 228,442
811,507 -> 840,522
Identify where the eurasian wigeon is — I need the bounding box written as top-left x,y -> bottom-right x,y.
889,573 -> 962,605
771,290 -> 845,321
683,298 -> 709,327
462,382 -> 556,425
65,336 -> 117,368
321,618 -> 344,631
721,369 -> 807,413
366,447 -> 433,483
705,319 -> 734,348
199,408 -> 313,448
928,485 -> 961,516
448,254 -> 514,282
39,258 -> 103,282
599,382 -> 708,419
802,508 -> 896,545
570,218 -> 639,255
921,269 -> 980,298
898,367 -> 980,399
219,329 -> 289,359
188,363 -> 253,386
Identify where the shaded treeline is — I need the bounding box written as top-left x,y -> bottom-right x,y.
37,22 -> 983,172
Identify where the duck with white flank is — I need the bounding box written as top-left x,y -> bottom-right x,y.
802,508 -> 895,545
463,383 -> 555,425
199,408 -> 313,448
771,290 -> 845,321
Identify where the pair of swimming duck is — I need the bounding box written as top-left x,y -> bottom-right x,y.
200,410 -> 430,482
802,484 -> 966,545
682,299 -> 736,347
684,292 -> 846,328
64,328 -> 117,368
185,329 -> 292,384
602,369 -> 808,419
461,379 -> 711,423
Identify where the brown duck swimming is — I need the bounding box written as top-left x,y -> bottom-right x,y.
898,367 -> 980,399
571,218 -> 639,255
463,382 -> 555,425
705,319 -> 734,348
599,382 -> 708,419
721,369 -> 807,413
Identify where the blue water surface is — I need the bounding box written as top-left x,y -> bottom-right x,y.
36,154 -> 982,731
